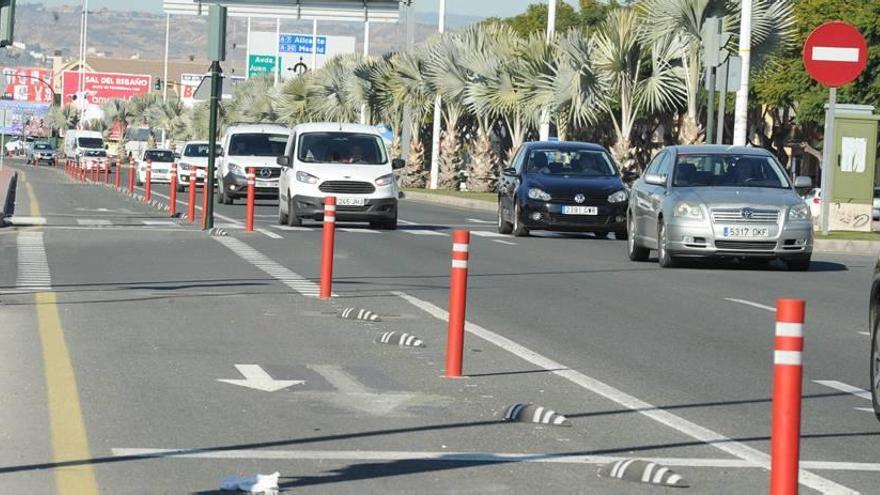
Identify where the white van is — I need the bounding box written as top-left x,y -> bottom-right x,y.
215,123 -> 290,205
277,123 -> 405,229
63,130 -> 105,162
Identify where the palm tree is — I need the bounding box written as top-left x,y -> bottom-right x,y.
426,32 -> 471,190
308,54 -> 362,123
226,74 -> 278,124
382,51 -> 433,187
275,73 -> 314,127
102,99 -> 135,159
47,104 -> 79,132
145,100 -> 187,146
594,8 -> 686,167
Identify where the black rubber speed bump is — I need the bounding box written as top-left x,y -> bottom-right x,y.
599,459 -> 688,488
339,307 -> 381,322
501,403 -> 571,426
374,331 -> 424,348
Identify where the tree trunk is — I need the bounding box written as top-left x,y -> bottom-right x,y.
404,138 -> 427,188
611,136 -> 635,171
467,128 -> 497,193
437,128 -> 460,190
677,113 -> 703,145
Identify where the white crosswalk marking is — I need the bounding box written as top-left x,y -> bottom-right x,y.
76,219 -> 112,226
16,232 -> 51,291
214,237 -> 324,297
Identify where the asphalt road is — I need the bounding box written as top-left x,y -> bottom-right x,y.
2,161 -> 879,494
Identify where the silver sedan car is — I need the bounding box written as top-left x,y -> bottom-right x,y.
627,145 -> 813,270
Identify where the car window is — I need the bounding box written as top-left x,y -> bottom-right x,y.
77,137 -> 103,148
511,148 -> 526,174
644,151 -> 664,177
228,133 -> 288,157
34,143 -> 52,150
297,132 -> 388,165
144,150 -> 175,162
184,144 -> 221,157
672,154 -> 790,188
524,149 -> 616,176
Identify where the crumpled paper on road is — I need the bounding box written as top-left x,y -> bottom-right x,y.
219,472 -> 280,493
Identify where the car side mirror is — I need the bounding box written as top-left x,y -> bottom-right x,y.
276,156 -> 290,167
622,170 -> 639,183
501,167 -> 518,177
794,176 -> 812,189
644,173 -> 667,186
391,158 -> 405,170
174,152 -> 181,159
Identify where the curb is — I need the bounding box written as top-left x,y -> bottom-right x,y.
1,168 -> 17,221
813,239 -> 880,257
402,190 -> 496,213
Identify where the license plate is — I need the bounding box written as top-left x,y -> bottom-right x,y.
337,197 -> 366,206
561,206 -> 598,215
721,226 -> 770,238
257,180 -> 278,188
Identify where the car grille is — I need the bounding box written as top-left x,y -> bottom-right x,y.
254,168 -> 281,179
715,240 -> 777,251
319,181 -> 376,194
711,208 -> 779,223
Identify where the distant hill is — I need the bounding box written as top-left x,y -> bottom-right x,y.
0,3 -> 471,73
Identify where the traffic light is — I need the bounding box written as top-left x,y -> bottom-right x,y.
154,78 -> 162,91
0,0 -> 15,48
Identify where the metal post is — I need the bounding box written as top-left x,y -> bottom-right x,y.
360,18 -> 370,124
400,1 -> 415,161
820,88 -> 836,235
428,0 -> 446,189
716,60 -> 729,144
538,0 -> 556,141
205,60 -> 221,230
163,13 -> 170,103
312,18 -> 318,71
706,66 -> 716,144
273,17 -> 280,85
245,17 -> 252,78
732,0 -> 752,146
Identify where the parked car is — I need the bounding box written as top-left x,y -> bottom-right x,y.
627,145 -> 813,270
26,141 -> 56,166
871,259 -> 880,421
216,123 -> 290,204
136,149 -> 176,185
176,141 -> 221,191
497,141 -> 633,238
277,122 -> 404,229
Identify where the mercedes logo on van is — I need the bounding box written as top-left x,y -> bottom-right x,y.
741,207 -> 754,219
574,194 -> 586,204
260,168 -> 271,178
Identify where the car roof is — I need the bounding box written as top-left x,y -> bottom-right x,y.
144,148 -> 174,153
665,144 -> 772,156
292,122 -> 383,136
224,123 -> 290,134
521,140 -> 608,152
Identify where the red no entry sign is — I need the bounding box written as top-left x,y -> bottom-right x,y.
803,21 -> 868,87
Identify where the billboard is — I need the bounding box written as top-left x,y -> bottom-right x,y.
180,73 -> 204,108
247,31 -> 355,80
0,67 -> 53,103
61,71 -> 152,105
0,100 -> 51,136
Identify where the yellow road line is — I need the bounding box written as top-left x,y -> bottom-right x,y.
26,175 -> 99,494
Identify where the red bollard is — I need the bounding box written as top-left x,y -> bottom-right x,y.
446,230 -> 470,378
128,158 -> 135,196
144,159 -> 152,202
169,161 -> 178,217
114,159 -> 121,189
770,299 -> 805,495
187,167 -> 197,223
319,196 -> 337,300
245,167 -> 255,232
104,159 -> 110,183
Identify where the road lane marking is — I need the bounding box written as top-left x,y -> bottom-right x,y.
149,189 -> 241,225
213,236 -> 323,297
395,291 -> 855,494
493,240 -> 517,246
7,215 -> 47,225
857,331 -> 870,337
724,298 -> 775,312
467,218 -> 496,224
75,219 -> 112,227
140,220 -> 177,226
17,232 -> 52,290
470,231 -> 508,238
108,448 -> 880,472
402,229 -> 447,236
814,380 -> 872,401
217,364 -> 304,392
338,228 -> 380,233
22,179 -> 99,494
270,225 -> 313,232
256,228 -> 283,239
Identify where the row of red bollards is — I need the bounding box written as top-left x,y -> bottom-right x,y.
313,198 -> 804,495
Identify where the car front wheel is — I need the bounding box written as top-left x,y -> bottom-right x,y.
278,198 -> 289,225
497,201 -> 512,234
512,201 -> 529,237
627,214 -> 649,261
657,221 -> 677,268
286,197 -> 302,227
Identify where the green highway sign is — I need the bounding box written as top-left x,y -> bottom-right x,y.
248,55 -> 277,78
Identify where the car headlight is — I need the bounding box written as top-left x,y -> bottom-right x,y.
607,189 -> 628,203
788,203 -> 811,221
528,187 -> 552,201
228,163 -> 245,176
179,162 -> 191,171
673,202 -> 704,219
296,171 -> 319,184
375,173 -> 394,187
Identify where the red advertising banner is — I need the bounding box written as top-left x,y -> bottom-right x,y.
61,71 -> 152,105
0,67 -> 54,103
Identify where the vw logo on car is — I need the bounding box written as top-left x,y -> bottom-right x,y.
574,194 -> 586,204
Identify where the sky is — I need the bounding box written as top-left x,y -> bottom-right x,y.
29,0 -> 581,19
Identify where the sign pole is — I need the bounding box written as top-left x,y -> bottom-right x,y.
205,4 -> 226,231
716,60 -> 729,144
706,66 -> 716,144
819,87 -> 836,235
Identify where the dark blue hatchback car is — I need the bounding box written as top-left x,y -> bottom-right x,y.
497,141 -> 632,238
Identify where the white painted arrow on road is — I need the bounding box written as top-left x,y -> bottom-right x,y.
218,364 -> 304,392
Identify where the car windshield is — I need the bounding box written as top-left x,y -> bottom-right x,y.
672,154 -> 791,189
78,137 -> 104,149
34,143 -> 52,150
525,149 -> 617,177
184,144 -> 222,157
144,150 -> 174,162
297,132 -> 388,165
227,133 -> 288,157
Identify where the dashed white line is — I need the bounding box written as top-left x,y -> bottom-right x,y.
7,216 -> 47,225
857,331 -> 870,337
402,229 -> 447,236
467,218 -> 496,224
724,298 -> 775,312
814,380 -> 872,401
394,291 -> 855,494
271,225 -> 312,232
213,236 -> 323,297
338,228 -> 380,234
140,220 -> 177,226
16,232 -> 51,290
75,218 -> 112,226
256,228 -> 283,239
470,231 -> 508,238
493,240 -> 517,246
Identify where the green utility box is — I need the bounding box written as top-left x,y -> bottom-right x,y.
826,104 -> 879,232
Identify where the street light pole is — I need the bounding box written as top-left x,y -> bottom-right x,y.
538,0 -> 555,141
161,12 -> 170,147
428,0 -> 446,189
732,0 -> 752,146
